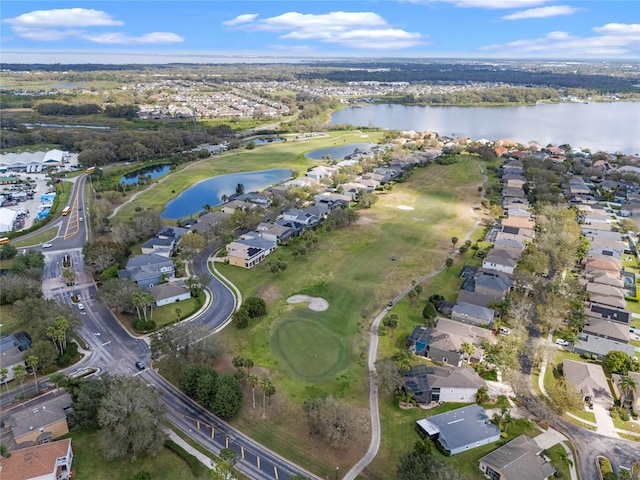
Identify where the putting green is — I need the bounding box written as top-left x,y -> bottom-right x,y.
271,318 -> 349,381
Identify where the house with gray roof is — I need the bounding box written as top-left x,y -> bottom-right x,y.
141,236 -> 175,258
119,254 -> 175,290
478,435 -> 556,480
562,359 -> 613,406
256,223 -> 298,244
573,334 -> 635,360
406,318 -> 495,366
458,271 -> 512,308
403,364 -> 485,404
582,318 -> 630,343
226,232 -> 276,269
148,281 -> 191,307
482,249 -> 519,275
451,302 -> 495,327
416,404 -> 501,456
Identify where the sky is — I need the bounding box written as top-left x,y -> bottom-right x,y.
1,1 -> 639,63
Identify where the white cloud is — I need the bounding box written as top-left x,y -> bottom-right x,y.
224,11 -> 422,50
4,7 -> 183,45
408,0 -> 549,9
83,32 -> 184,45
593,23 -> 640,36
222,14 -> 259,26
502,5 -> 578,20
5,8 -> 123,27
478,23 -> 640,57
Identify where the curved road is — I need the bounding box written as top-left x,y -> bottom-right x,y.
345,167 -> 488,479
3,174 -> 321,480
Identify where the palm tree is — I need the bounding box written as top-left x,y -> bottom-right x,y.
557,449 -> 573,468
618,375 -> 638,405
49,372 -> 67,392
132,292 -> 144,321
26,355 -> 39,394
12,364 -> 27,393
248,374 -> 259,409
54,317 -> 69,354
261,377 -> 275,418
461,342 -> 476,366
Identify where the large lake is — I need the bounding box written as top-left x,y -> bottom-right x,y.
331,102 -> 640,154
161,169 -> 291,219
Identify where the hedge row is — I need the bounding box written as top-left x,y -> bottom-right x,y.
164,439 -> 206,477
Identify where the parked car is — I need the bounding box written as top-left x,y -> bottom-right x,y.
499,327 -> 511,335
555,338 -> 570,347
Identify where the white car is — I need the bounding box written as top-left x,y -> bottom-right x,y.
499,327 -> 511,335
42,243 -> 53,248
77,302 -> 85,311
555,338 -> 570,347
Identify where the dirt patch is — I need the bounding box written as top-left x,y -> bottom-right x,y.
257,284 -> 281,305
397,205 -> 415,210
287,295 -> 329,312
355,215 -> 375,226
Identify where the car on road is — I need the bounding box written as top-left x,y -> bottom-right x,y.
42,243 -> 53,248
555,338 -> 570,347
77,302 -> 85,311
135,361 -> 146,371
499,327 -> 511,335
387,301 -> 394,307
79,217 -> 84,222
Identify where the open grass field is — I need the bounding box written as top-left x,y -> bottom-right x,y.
63,429 -> 201,480
112,131 -> 385,223
0,304 -> 21,335
210,154 -> 486,475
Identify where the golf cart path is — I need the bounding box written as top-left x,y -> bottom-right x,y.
344,167 -> 487,480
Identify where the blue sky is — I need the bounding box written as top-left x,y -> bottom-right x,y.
1,1 -> 639,63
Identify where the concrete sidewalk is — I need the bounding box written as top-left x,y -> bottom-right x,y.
165,428 -> 214,470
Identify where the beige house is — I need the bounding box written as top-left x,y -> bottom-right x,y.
479,435 -> 556,480
0,438 -> 73,480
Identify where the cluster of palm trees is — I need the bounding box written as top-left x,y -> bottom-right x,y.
46,316 -> 70,355
132,291 -> 155,322
1,355 -> 40,394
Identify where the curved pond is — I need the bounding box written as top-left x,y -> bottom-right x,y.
119,164 -> 171,185
305,143 -> 376,160
161,168 -> 292,219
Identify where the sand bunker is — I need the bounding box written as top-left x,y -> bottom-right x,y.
397,205 -> 415,211
287,295 -> 329,312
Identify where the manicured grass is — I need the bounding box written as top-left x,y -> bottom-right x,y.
571,408 -> 596,423
63,429 -> 201,480
151,291 -> 206,328
10,226 -> 59,247
565,414 -> 597,431
612,415 -> 640,434
112,130 -> 385,222
546,443 -> 572,480
209,155 -> 485,475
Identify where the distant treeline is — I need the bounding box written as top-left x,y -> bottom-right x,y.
299,62 -> 640,93
397,87 -> 559,105
33,102 -> 139,118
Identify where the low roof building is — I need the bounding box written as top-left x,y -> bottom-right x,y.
562,359 -> 613,406
479,435 -> 556,480
416,404 -> 501,455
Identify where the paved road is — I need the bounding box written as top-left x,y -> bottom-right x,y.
2,175 -> 321,480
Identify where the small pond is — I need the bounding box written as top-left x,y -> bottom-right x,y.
161,168 -> 292,219
305,143 -> 376,160
119,164 -> 171,185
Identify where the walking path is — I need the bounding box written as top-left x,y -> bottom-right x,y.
344,166 -> 488,480
165,428 -> 215,470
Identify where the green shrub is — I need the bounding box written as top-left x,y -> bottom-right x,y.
599,456 -> 613,475
163,440 -> 204,477
620,408 -> 630,422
